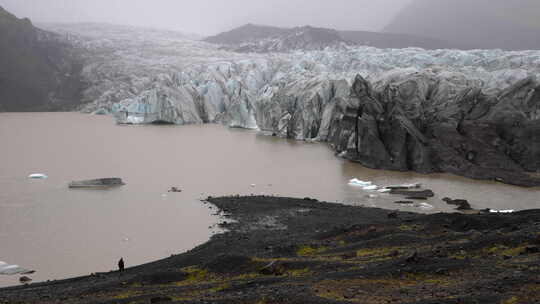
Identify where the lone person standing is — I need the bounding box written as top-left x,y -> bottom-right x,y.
118,258 -> 125,272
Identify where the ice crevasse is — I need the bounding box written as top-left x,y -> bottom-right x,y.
59,24 -> 540,136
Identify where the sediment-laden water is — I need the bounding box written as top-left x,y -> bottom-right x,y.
0,113 -> 538,287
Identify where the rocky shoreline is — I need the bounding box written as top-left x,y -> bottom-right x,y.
2,196 -> 539,304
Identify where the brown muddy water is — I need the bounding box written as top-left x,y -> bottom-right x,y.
0,113 -> 538,287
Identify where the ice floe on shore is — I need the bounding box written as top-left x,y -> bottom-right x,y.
0,261 -> 34,276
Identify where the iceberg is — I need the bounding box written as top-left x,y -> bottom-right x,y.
414,203 -> 434,210
362,185 -> 379,191
385,183 -> 422,190
126,115 -> 145,124
348,178 -> 372,187
28,173 -> 47,179
489,209 -> 515,214
93,108 -> 110,115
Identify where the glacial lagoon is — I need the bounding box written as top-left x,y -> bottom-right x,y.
0,112 -> 538,287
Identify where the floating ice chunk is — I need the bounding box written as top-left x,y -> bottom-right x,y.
348,178 -> 372,187
363,185 -> 379,191
93,108 -> 109,115
28,173 -> 47,179
377,188 -> 392,193
415,203 -> 434,209
0,261 -> 34,275
250,184 -> 256,187
489,209 -> 515,213
126,115 -> 145,124
368,194 -> 379,198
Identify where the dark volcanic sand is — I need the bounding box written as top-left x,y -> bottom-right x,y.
1,196 -> 539,304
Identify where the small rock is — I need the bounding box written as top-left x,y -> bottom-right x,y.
435,268 -> 446,274
343,290 -> 356,299
168,187 -> 182,193
259,261 -> 286,276
523,246 -> 540,254
387,212 -> 399,219
150,296 -> 172,303
406,251 -> 420,263
19,276 -> 32,284
341,252 -> 356,259
443,198 -> 472,210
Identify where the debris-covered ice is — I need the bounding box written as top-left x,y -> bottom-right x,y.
385,183 -> 422,189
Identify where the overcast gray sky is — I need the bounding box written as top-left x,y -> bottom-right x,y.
0,0 -> 411,35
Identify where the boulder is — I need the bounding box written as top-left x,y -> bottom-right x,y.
19,276 -> 32,284
443,198 -> 473,211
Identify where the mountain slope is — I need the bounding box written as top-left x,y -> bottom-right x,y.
339,30 -> 455,50
204,24 -> 289,45
204,24 -> 454,52
0,6 -> 82,111
384,0 -> 540,50
205,25 -> 350,52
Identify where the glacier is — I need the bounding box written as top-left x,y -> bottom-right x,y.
43,24 -> 540,186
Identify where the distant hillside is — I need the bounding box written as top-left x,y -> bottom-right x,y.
339,30 -> 455,50
384,0 -> 540,50
205,25 -> 349,53
204,24 -> 289,45
204,24 -> 455,52
0,6 -> 82,112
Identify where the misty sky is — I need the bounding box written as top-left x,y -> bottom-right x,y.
1,0 -> 411,35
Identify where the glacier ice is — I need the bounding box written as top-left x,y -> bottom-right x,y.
348,178 -> 372,187
28,173 -> 48,179
362,185 -> 379,191
40,24 -> 540,186
489,209 -> 515,214
415,203 -> 434,210
45,24 -> 540,132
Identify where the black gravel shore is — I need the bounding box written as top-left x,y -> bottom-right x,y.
1,196 -> 539,304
